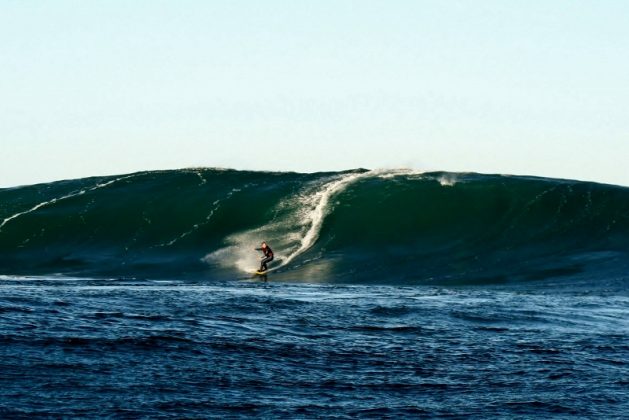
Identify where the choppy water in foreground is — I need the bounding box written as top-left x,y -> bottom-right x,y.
1,276 -> 627,418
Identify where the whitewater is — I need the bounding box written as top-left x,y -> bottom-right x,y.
1,168 -> 627,417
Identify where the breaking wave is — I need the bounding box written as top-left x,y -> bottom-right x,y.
1,168 -> 628,284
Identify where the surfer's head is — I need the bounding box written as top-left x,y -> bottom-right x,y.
261,241 -> 267,248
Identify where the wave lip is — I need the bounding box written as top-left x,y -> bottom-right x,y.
1,168 -> 628,285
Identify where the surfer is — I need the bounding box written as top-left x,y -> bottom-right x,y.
255,241 -> 274,273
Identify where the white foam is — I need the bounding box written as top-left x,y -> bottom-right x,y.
201,173 -> 350,272
437,174 -> 458,187
204,170 -> 424,273
372,168 -> 425,179
279,172 -> 365,267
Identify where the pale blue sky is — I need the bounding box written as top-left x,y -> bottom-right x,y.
2,1 -> 628,187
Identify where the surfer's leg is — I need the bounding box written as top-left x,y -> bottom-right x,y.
260,256 -> 273,271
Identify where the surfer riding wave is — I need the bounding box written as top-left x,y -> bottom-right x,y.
255,241 -> 274,273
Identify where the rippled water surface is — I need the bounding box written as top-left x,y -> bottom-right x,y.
1,276 -> 627,418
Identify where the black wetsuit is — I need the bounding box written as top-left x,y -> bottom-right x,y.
257,246 -> 274,272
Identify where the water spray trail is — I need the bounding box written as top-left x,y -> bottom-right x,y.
278,172 -> 364,267
278,169 -> 428,268
0,175 -> 136,232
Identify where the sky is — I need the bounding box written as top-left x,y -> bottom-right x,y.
1,0 -> 628,187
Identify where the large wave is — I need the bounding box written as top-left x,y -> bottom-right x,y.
1,168 -> 628,284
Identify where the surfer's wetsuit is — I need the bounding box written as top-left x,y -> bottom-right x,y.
257,245 -> 274,272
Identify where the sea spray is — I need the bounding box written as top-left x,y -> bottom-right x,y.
203,171 -> 368,273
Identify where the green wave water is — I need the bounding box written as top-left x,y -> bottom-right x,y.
1,168 -> 628,284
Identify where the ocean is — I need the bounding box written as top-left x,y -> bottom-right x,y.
1,168 -> 627,417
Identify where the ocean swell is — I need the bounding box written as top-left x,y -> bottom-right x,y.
1,169 -> 627,284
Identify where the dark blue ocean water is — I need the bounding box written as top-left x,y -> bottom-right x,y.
1,276 -> 627,418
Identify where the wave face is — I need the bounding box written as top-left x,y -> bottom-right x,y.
1,169 -> 628,284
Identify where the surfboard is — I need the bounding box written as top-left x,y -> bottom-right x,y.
252,270 -> 267,276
